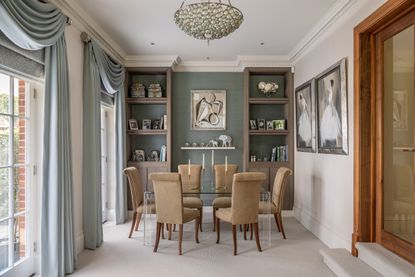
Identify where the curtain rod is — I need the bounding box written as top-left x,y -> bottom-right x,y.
80,32 -> 91,43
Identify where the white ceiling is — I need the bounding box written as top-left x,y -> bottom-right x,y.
68,0 -> 338,62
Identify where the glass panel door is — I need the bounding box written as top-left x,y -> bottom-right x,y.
382,24 -> 414,244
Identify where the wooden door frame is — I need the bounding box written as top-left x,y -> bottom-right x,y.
353,0 -> 415,257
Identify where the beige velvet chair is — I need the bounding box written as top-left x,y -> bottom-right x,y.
123,167 -> 160,239
212,164 -> 238,231
259,167 -> 292,239
150,172 -> 200,255
178,164 -> 203,231
216,172 -> 266,255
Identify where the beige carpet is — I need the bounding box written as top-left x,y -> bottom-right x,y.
73,209 -> 334,277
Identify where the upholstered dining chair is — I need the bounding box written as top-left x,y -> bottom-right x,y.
258,167 -> 292,239
212,164 -> 238,231
178,164 -> 203,231
150,172 -> 200,255
216,172 -> 266,255
123,167 -> 162,239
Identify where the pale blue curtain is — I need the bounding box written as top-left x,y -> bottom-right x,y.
83,40 -> 125,249
0,0 -> 75,276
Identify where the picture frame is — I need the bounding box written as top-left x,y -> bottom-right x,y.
128,119 -> 138,130
134,149 -> 145,162
142,119 -> 152,130
316,58 -> 348,155
273,120 -> 286,130
152,119 -> 160,130
149,150 -> 160,161
257,119 -> 265,130
191,90 -> 226,130
266,121 -> 274,130
249,119 -> 257,130
295,79 -> 316,152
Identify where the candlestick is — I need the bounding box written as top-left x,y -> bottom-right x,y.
225,156 -> 228,172
211,150 -> 214,168
188,159 -> 191,176
202,153 -> 205,170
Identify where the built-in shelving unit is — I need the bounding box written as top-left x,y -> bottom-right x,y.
125,67 -> 172,196
243,67 -> 294,209
181,147 -> 236,150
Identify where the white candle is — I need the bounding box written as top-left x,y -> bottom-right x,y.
211,150 -> 214,168
202,153 -> 205,170
188,159 -> 191,176
225,156 -> 228,172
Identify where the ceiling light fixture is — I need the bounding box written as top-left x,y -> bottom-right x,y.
174,0 -> 244,44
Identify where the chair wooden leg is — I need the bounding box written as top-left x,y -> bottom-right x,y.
161,223 -> 165,239
168,224 -> 172,240
277,213 -> 286,239
243,224 -> 247,240
232,225 -> 237,256
216,218 -> 220,243
195,217 -> 200,243
250,223 -> 253,240
173,224 -> 176,232
198,208 -> 203,232
128,212 -> 137,238
213,208 -> 216,232
274,213 -> 281,232
239,225 -> 242,232
178,224 -> 183,255
153,222 -> 161,253
253,223 -> 262,252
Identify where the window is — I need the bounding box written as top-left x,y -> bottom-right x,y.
0,72 -> 30,273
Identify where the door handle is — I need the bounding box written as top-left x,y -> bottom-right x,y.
394,147 -> 415,152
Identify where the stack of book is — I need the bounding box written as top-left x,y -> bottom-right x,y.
148,83 -> 162,98
271,145 -> 288,162
159,114 -> 167,130
160,145 -> 167,162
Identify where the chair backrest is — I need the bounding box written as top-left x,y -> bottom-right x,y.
123,167 -> 144,210
178,164 -> 202,193
230,172 -> 266,225
214,164 -> 238,193
149,173 -> 183,224
272,167 -> 293,213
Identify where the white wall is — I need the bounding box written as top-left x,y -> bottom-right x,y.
293,0 -> 386,251
65,25 -> 84,255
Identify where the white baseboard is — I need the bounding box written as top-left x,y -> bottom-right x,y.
75,231 -> 84,255
294,205 -> 351,251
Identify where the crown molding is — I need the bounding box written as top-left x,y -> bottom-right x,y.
124,55 -> 180,68
50,0 -> 125,63
288,0 -> 357,63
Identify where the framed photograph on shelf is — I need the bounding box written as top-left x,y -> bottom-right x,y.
152,120 -> 161,129
142,119 -> 152,130
128,119 -> 138,130
266,121 -> 273,130
316,58 -> 348,155
249,119 -> 257,130
273,120 -> 285,130
295,79 -> 316,152
257,119 -> 265,130
133,149 -> 145,162
191,90 -> 226,130
149,150 -> 160,161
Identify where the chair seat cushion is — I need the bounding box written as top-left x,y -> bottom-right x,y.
137,203 -> 156,214
216,208 -> 232,223
183,208 -> 200,223
212,197 -> 231,208
258,201 -> 277,214
183,197 -> 203,208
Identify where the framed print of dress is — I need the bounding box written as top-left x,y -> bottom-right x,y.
295,79 -> 316,152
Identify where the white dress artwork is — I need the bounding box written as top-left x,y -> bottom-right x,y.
297,92 -> 312,145
320,79 -> 341,145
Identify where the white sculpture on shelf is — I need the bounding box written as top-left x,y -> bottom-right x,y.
208,139 -> 219,147
218,135 -> 232,147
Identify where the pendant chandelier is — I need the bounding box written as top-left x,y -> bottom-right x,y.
174,0 -> 244,43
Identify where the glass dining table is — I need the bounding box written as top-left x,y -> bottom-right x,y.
142,183 -> 272,248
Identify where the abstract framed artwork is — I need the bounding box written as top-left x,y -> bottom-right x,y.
316,58 -> 348,155
191,90 -> 226,130
295,79 -> 316,152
